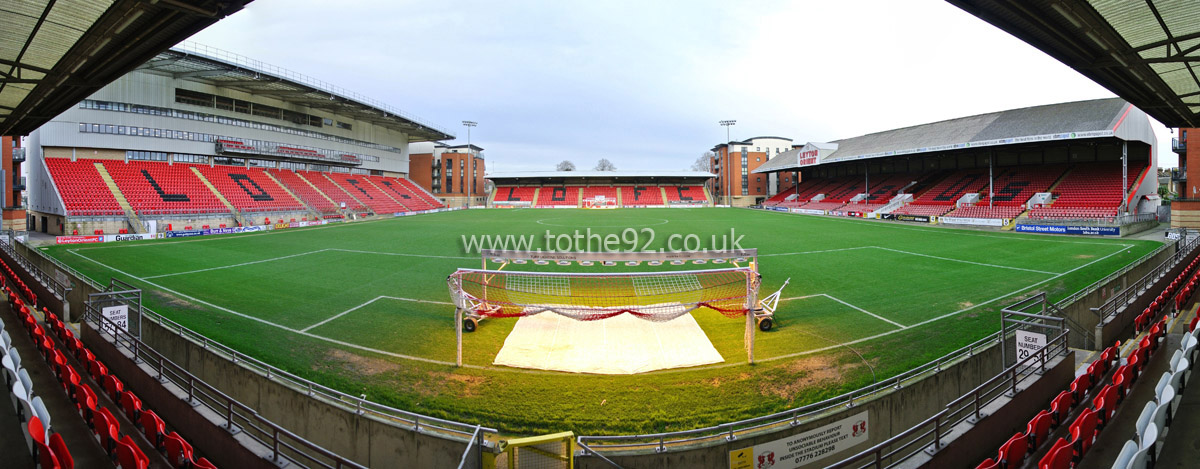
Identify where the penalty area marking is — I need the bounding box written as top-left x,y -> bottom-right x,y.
64,233 -> 1132,375
781,294 -> 906,329
301,295 -> 453,333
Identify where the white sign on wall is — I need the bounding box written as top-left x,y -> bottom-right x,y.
101,305 -> 129,335
1015,330 -> 1046,362
729,411 -> 869,469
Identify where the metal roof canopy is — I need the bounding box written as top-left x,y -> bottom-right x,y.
141,43 -> 455,143
949,0 -> 1200,128
754,97 -> 1151,174
1,0 -> 251,137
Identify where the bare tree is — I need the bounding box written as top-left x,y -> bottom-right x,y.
556,160 -> 577,171
594,159 -> 617,171
691,152 -> 715,173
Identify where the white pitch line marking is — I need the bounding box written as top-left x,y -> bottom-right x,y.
68,250 -> 459,367
780,294 -> 906,329
142,249 -> 331,279
65,233 -> 1136,374
302,295 -> 454,332
872,247 -> 1062,275
755,243 -> 1130,364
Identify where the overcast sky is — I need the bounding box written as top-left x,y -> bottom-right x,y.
187,0 -> 1179,172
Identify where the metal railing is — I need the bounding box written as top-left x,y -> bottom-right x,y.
85,310 -> 365,469
0,234 -> 71,299
1054,235 -> 1185,310
10,238 -> 492,446
1173,138 -> 1187,152
827,330 -> 1070,469
173,42 -> 454,138
577,333 -> 1000,452
1092,232 -> 1200,322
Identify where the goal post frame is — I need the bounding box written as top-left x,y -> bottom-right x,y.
452,249 -> 762,368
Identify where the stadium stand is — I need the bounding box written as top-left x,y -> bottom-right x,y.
194,165 -> 305,213
44,158 -> 125,216
945,205 -> 1025,219
1029,163 -> 1147,221
977,165 -> 1066,207
325,172 -> 409,214
581,186 -> 619,203
392,177 -> 444,210
494,186 -> 538,204
620,186 -> 664,206
799,201 -> 850,211
536,187 -> 581,207
372,177 -> 437,211
0,255 -> 228,468
296,171 -> 366,213
965,247 -> 1200,469
102,160 -> 227,215
665,186 -> 708,204
267,169 -> 341,214
761,185 -> 796,206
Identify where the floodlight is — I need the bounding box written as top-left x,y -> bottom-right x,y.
648,260 -> 663,266
557,260 -> 571,266
625,261 -> 641,266
579,261 -> 594,266
693,259 -> 707,265
670,260 -> 686,265
535,260 -> 549,265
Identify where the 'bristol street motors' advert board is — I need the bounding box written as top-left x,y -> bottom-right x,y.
729,411 -> 869,469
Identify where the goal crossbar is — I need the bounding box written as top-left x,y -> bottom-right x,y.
447,266 -> 762,367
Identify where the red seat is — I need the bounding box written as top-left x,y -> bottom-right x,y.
1026,410 -> 1053,450
977,458 -> 999,469
1092,384 -> 1117,428
119,390 -> 142,422
94,407 -> 119,456
1069,374 -> 1091,405
103,374 -> 124,403
165,431 -> 194,468
77,384 -> 98,424
1050,390 -> 1073,426
194,457 -> 218,469
1038,438 -> 1072,469
997,432 -> 1028,468
141,410 -> 166,451
49,432 -> 74,469
116,434 -> 149,469
1069,408 -> 1098,459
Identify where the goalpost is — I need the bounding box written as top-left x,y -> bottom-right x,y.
583,196 -> 618,209
446,249 -> 776,367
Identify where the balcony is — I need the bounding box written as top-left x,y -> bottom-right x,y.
11,148 -> 25,163
1174,138 -> 1187,153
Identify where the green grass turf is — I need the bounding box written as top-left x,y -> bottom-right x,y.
45,208 -> 1159,435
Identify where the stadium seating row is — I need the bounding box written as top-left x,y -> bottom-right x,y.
763,163 -> 1146,221
45,158 -> 444,219
492,185 -> 709,207
974,248 -> 1200,469
2,257 -> 218,468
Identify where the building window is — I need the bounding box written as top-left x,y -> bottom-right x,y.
126,151 -> 168,161
336,121 -> 352,130
173,154 -> 209,164
213,157 -> 243,166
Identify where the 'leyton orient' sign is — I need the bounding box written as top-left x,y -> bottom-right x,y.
798,149 -> 820,166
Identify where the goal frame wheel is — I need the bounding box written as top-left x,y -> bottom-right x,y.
463,317 -> 478,333
757,317 -> 774,332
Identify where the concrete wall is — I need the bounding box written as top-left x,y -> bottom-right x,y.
1059,240 -> 1182,349
138,316 -> 477,467
577,342 -> 1005,469
906,351 -> 1075,468
81,322 -> 280,468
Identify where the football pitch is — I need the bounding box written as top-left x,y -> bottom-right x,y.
45,208 -> 1160,435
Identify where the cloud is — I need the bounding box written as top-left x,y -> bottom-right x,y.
188,0 -> 1180,171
